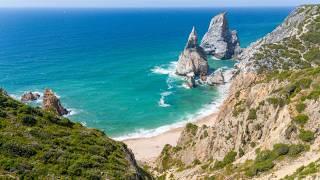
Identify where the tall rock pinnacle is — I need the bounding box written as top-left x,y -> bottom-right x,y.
176,27 -> 209,76
200,12 -> 241,59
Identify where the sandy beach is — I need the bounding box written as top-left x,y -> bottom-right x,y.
124,112 -> 218,163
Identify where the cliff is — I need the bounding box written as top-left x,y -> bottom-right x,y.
0,89 -> 151,179
155,5 -> 320,179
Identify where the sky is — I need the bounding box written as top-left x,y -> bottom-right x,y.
0,0 -> 318,8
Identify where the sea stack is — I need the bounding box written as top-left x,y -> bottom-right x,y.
21,92 -> 40,102
176,27 -> 209,76
43,89 -> 69,116
200,12 -> 241,59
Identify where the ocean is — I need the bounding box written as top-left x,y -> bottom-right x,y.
0,7 -> 292,139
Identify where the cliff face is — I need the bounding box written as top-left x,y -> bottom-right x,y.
156,5 -> 320,179
0,89 -> 151,179
200,13 -> 241,59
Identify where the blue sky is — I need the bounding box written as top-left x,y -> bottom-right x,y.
0,0 -> 318,8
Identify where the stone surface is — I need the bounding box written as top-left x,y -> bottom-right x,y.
43,89 -> 69,116
200,12 -> 241,59
176,27 -> 209,76
21,92 -> 40,102
206,68 -> 225,85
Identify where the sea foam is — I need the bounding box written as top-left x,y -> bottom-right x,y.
115,69 -> 233,141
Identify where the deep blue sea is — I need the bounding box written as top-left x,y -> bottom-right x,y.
0,8 -> 292,139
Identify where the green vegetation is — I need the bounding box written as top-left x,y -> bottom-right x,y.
245,143 -> 307,177
214,151 -> 237,169
283,159 -> 320,179
299,129 -> 315,142
0,90 -> 148,179
295,102 -> 306,113
185,123 -> 198,136
293,114 -> 309,125
159,144 -> 184,172
233,100 -> 246,117
247,109 -> 257,120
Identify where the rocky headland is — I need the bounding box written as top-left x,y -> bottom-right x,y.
200,12 -> 242,59
153,5 -> 320,179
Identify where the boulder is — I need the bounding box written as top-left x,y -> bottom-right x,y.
42,89 -> 69,116
200,12 -> 241,59
176,27 -> 209,76
207,69 -> 225,86
21,92 -> 40,102
186,72 -> 196,88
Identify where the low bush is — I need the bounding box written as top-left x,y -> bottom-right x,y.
247,109 -> 257,120
293,114 -> 309,125
214,151 -> 237,169
18,114 -> 37,126
186,123 -> 198,136
299,129 -> 315,142
295,103 -> 306,113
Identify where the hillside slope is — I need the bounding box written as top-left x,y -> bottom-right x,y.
0,89 -> 151,179
154,5 -> 320,179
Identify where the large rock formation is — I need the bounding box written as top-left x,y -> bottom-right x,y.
21,92 -> 40,102
176,27 -> 209,76
43,89 -> 69,116
200,12 -> 241,59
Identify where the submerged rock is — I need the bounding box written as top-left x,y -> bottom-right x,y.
21,92 -> 40,102
200,12 -> 241,59
176,27 -> 209,76
207,69 -> 225,85
43,89 -> 69,116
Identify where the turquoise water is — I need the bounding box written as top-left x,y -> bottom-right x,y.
0,8 -> 292,138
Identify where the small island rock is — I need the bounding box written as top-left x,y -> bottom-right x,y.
43,89 -> 69,116
207,69 -> 225,86
21,92 -> 40,102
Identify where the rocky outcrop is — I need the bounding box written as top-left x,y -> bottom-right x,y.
21,92 -> 40,102
206,69 -> 225,85
155,5 -> 320,179
200,12 -> 241,59
176,27 -> 209,76
185,72 -> 196,88
43,89 -> 69,116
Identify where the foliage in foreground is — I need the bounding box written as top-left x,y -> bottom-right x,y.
0,89 -> 148,179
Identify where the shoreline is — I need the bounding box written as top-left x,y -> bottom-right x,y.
123,69 -> 234,162
123,112 -> 218,163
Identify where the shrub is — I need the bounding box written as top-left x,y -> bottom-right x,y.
19,114 -> 37,126
299,130 -> 315,142
293,114 -> 309,125
273,144 -> 289,156
214,151 -> 237,169
288,144 -> 305,157
247,109 -> 257,120
0,110 -> 6,118
2,143 -> 37,158
295,103 -> 306,113
186,123 -> 198,136
267,97 -> 286,108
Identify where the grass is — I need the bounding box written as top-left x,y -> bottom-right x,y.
247,109 -> 257,120
295,102 -> 306,113
0,89 -> 149,179
283,159 -> 320,179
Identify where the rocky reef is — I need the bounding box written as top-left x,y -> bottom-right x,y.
21,92 -> 40,102
176,27 -> 209,76
200,12 -> 241,59
43,89 -> 69,116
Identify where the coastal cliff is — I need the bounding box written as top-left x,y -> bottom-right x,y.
155,5 -> 320,179
0,89 -> 151,179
